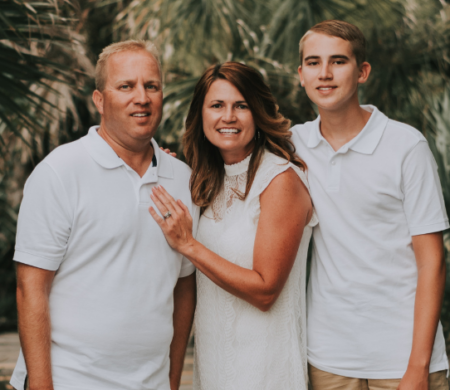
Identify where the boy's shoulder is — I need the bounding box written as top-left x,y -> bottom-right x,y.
290,119 -> 317,134
385,118 -> 426,142
382,117 -> 427,154
290,119 -> 319,147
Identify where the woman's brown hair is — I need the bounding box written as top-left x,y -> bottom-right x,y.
183,62 -> 306,211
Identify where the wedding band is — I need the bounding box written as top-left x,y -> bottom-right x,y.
163,211 -> 172,219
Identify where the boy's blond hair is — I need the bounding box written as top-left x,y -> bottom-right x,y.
299,20 -> 366,65
95,40 -> 161,92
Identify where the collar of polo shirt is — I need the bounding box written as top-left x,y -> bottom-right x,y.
82,126 -> 173,179
307,105 -> 389,155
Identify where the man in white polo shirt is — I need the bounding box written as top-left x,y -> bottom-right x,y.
10,40 -> 198,390
291,20 -> 449,389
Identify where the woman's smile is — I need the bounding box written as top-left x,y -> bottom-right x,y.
202,79 -> 256,164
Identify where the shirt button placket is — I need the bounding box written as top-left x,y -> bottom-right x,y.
327,155 -> 341,192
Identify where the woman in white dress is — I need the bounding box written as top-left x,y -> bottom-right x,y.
149,62 -> 317,390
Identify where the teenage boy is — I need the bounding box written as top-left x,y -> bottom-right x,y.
290,20 -> 449,389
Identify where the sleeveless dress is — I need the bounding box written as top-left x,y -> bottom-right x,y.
193,151 -> 318,390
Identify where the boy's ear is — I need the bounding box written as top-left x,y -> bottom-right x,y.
298,66 -> 305,87
92,90 -> 104,115
358,62 -> 371,85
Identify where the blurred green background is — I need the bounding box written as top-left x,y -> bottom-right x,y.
0,0 -> 449,350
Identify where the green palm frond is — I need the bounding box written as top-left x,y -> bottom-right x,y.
0,0 -> 96,162
0,1 -> 74,147
115,0 -> 260,74
362,0 -> 450,128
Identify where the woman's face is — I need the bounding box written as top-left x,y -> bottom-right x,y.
202,79 -> 256,165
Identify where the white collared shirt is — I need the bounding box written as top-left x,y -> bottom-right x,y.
291,106 -> 449,378
11,126 -> 198,390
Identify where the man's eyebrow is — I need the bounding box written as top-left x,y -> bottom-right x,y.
145,79 -> 162,84
115,79 -> 135,84
115,79 -> 161,84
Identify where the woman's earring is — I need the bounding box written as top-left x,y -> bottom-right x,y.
255,130 -> 260,141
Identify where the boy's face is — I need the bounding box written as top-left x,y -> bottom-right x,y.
298,33 -> 370,113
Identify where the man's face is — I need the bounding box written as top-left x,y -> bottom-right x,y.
298,33 -> 370,113
93,50 -> 163,146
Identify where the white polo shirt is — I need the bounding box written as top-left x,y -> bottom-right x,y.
10,127 -> 198,390
291,106 -> 449,379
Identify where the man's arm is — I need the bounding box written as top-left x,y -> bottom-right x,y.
398,232 -> 446,390
16,263 -> 56,390
169,272 -> 196,390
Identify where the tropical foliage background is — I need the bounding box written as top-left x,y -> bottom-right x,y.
0,0 -> 449,348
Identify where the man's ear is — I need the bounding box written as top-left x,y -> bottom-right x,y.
298,65 -> 305,87
92,90 -> 104,115
357,62 -> 371,85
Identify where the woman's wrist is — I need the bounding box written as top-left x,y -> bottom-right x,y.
179,238 -> 199,260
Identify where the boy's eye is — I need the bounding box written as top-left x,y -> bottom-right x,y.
307,61 -> 318,66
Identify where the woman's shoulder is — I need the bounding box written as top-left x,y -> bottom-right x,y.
255,150 -> 308,189
246,150 -> 316,225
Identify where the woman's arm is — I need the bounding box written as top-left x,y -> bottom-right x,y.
150,168 -> 312,311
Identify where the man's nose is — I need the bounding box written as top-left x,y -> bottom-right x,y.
319,63 -> 332,80
134,84 -> 150,104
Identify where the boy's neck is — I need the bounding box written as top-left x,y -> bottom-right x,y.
318,101 -> 372,152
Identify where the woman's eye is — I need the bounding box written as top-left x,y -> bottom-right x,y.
237,104 -> 248,109
212,104 -> 221,108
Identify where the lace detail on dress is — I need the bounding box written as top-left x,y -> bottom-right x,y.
211,155 -> 251,222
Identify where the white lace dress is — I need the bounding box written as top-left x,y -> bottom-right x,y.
193,151 -> 318,390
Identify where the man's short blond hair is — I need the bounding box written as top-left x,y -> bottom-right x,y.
95,40 -> 162,92
299,20 -> 366,65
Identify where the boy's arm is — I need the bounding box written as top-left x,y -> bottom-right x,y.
398,232 -> 445,390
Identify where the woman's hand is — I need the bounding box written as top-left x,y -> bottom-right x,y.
160,147 -> 177,157
149,185 -> 194,254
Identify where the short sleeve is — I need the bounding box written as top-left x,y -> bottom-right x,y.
178,203 -> 200,278
246,153 -> 318,227
14,162 -> 73,271
402,140 -> 449,236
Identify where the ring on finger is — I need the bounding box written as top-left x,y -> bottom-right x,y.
163,211 -> 172,220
